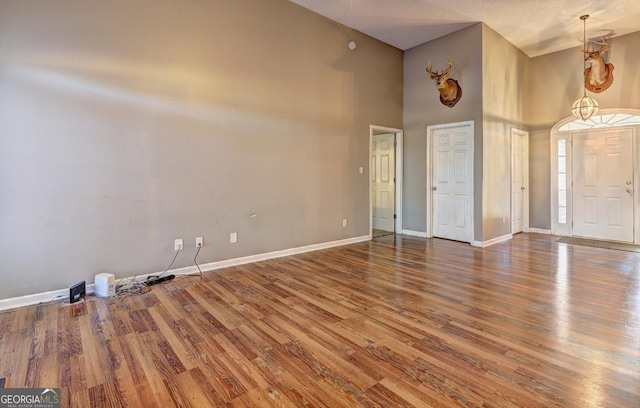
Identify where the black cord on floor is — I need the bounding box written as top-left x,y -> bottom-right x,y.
147,248 -> 181,281
193,246 -> 203,277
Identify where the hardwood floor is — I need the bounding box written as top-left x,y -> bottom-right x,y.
0,233 -> 639,407
372,229 -> 394,238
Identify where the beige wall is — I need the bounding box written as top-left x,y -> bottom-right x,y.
3,0 -> 638,300
404,25 -> 639,238
403,24 -> 483,235
403,23 -> 528,242
0,0 -> 403,299
481,25 -> 528,240
527,30 -> 640,229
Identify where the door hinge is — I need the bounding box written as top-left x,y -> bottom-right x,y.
393,214 -> 397,219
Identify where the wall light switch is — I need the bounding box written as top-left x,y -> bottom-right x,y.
230,232 -> 237,243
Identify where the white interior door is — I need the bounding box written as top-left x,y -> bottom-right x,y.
432,125 -> 472,242
371,133 -> 395,232
572,128 -> 634,242
511,129 -> 529,234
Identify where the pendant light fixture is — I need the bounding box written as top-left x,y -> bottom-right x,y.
571,15 -> 599,121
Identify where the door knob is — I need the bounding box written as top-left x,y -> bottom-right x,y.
626,188 -> 633,194
521,186 -> 526,191
432,186 -> 438,191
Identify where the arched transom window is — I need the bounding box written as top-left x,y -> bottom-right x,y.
558,113 -> 640,132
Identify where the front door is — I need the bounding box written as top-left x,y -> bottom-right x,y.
432,124 -> 473,243
371,133 -> 395,232
572,128 -> 634,242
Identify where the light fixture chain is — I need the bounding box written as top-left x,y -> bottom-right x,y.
572,14 -> 599,121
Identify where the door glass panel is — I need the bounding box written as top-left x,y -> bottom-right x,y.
558,190 -> 566,207
558,139 -> 567,224
558,139 -> 566,156
558,173 -> 566,190
559,207 -> 567,224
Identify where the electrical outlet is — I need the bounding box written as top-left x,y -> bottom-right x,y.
196,237 -> 203,247
230,232 -> 237,243
342,219 -> 348,227
174,239 -> 183,251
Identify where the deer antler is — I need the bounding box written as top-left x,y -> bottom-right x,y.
584,38 -> 610,56
426,60 -> 439,79
426,58 -> 454,80
592,38 -> 610,55
441,57 -> 453,77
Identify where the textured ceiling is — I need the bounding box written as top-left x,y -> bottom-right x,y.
289,0 -> 640,57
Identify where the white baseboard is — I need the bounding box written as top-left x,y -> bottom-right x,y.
529,228 -> 552,234
0,235 -> 370,312
401,229 -> 428,238
191,235 -> 370,274
0,283 -> 97,312
472,233 -> 513,248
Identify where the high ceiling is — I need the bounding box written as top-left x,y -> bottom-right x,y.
289,0 -> 640,57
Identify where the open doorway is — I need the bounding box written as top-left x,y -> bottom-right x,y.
370,125 -> 403,239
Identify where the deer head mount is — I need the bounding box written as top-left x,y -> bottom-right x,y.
425,57 -> 462,107
584,38 -> 614,93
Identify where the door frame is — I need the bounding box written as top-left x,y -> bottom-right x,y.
369,125 -> 403,238
426,120 -> 474,241
550,109 -> 640,243
511,128 -> 530,233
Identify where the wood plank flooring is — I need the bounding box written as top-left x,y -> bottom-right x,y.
0,233 -> 639,407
